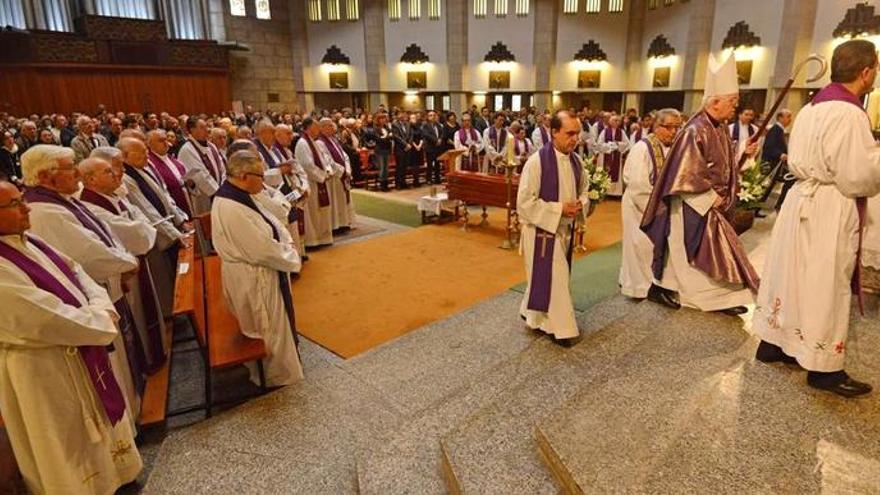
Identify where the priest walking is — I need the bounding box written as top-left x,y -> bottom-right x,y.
517,111 -> 590,346
619,108 -> 681,299
641,52 -> 759,315
753,39 -> 880,397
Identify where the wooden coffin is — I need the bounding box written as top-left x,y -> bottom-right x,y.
445,171 -> 519,209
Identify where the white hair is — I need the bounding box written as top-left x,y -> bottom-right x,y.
76,115 -> 91,128
20,144 -> 75,187
701,93 -> 737,109
77,156 -> 110,179
90,146 -> 122,162
654,108 -> 681,127
146,128 -> 167,143
210,126 -> 227,138
226,149 -> 264,177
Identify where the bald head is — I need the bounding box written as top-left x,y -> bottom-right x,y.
118,137 -> 148,168
146,129 -> 169,155
119,128 -> 146,142
78,157 -> 119,195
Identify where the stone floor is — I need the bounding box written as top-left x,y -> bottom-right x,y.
131,212 -> 880,494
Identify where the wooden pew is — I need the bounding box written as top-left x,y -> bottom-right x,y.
138,236 -> 194,427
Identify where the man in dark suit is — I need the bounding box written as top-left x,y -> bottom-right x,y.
391,110 -> 412,190
473,106 -> 490,134
421,110 -> 445,184
760,109 -> 793,210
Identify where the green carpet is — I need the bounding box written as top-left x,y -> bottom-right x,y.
352,190 -> 424,228
511,242 -> 622,312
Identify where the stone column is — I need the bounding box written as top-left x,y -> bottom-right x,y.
681,0 -> 716,114
446,0 -> 468,115
622,0 -> 646,113
767,0 -> 819,114
363,0 -> 387,110
289,0 -> 309,112
532,0 -> 558,111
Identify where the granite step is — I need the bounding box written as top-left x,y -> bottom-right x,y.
142,339 -> 398,494
535,302 -> 880,494
439,300 -> 675,495
533,307 -> 786,494
357,294 -> 643,494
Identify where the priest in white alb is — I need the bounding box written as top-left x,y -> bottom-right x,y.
641,52 -> 759,315
753,39 -> 880,398
318,118 -> 355,230
119,137 -> 190,319
177,117 -> 224,216
517,111 -> 590,346
0,179 -> 142,495
79,154 -> 168,374
295,117 -> 334,247
21,145 -> 144,421
619,108 -> 681,299
453,113 -> 484,172
211,150 -> 304,386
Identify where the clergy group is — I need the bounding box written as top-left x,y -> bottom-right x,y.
525,39 -> 879,402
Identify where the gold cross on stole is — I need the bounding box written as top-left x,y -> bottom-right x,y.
535,230 -> 555,258
94,365 -> 108,390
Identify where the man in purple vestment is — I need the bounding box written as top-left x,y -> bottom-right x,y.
641,52 -> 759,315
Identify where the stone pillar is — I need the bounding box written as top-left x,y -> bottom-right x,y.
767,0 -> 819,114
623,0 -> 646,90
533,0 -> 558,112
446,0 -> 468,115
289,0 -> 309,112
363,0 -> 387,110
680,0 -> 716,114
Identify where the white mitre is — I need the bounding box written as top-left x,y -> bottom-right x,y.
704,52 -> 738,97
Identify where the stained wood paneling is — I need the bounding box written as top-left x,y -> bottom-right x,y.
0,64 -> 230,115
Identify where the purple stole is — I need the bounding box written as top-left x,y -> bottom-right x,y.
255,140 -> 278,168
811,82 -> 869,313
603,127 -> 624,182
539,126 -> 549,146
0,235 -> 126,425
303,135 -> 331,207
458,128 -> 480,171
489,126 -> 507,151
318,135 -> 351,204
24,187 -> 116,248
215,182 -> 299,346
124,164 -> 169,218
526,143 -> 583,312
147,151 -> 192,217
187,139 -> 221,183
79,189 -> 167,372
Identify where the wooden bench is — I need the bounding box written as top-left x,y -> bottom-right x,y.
138,236 -> 194,427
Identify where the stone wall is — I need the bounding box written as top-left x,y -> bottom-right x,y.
223,0 -> 297,111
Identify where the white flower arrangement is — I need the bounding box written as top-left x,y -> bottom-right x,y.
737,161 -> 770,211
582,155 -> 612,206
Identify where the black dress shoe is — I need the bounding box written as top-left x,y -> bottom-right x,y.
647,283 -> 681,310
717,306 -> 748,316
755,340 -> 799,366
554,337 -> 578,348
808,371 -> 873,398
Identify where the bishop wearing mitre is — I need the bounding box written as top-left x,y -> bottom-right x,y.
640,52 -> 759,315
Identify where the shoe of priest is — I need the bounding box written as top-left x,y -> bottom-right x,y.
647,283 -> 681,310
807,370 -> 873,398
